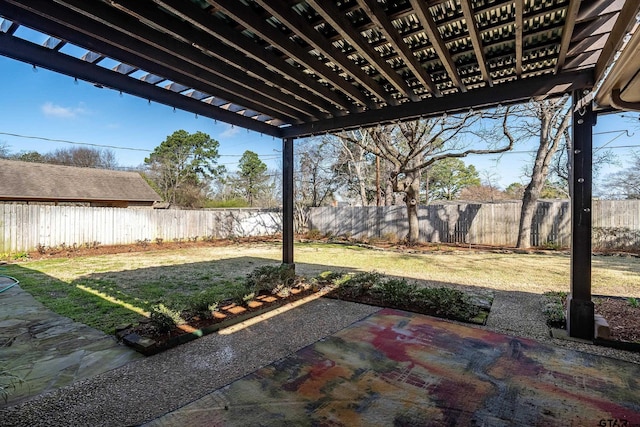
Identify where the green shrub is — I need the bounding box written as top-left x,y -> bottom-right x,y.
375,278 -> 418,306
542,291 -> 567,328
149,304 -> 181,334
337,271 -> 383,298
186,290 -> 223,317
415,287 -> 479,321
246,265 -> 295,294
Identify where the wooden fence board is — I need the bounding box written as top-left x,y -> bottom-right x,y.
308,200 -> 640,249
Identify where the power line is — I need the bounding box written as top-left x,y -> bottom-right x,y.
0,131 -> 151,152
0,131 -> 281,158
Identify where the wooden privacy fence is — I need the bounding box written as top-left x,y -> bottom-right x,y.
0,204 -> 282,253
2,200 -> 640,253
309,200 -> 640,249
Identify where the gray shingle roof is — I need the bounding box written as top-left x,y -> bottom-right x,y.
0,159 -> 162,202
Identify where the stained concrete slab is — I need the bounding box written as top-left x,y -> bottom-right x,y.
0,277 -> 141,407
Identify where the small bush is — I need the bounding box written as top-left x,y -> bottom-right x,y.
12,252 -> 29,261
542,291 -> 567,328
415,287 -> 480,321
305,229 -> 323,240
246,265 -> 295,294
186,290 -> 223,317
337,272 -> 383,298
375,278 -> 418,306
149,304 -> 181,334
541,240 -> 562,250
136,239 -> 151,248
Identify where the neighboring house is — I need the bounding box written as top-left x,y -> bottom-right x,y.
0,159 -> 162,208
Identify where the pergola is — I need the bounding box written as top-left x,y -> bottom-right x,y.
1,0 -> 639,340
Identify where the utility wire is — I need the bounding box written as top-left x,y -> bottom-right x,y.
0,131 -> 279,158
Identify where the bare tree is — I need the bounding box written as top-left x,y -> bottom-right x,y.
48,146 -> 118,169
296,138 -> 340,207
335,111 -> 515,243
601,151 -> 640,199
503,97 -> 572,248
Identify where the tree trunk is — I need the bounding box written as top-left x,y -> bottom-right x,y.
404,171 -> 421,243
516,179 -> 542,248
516,99 -> 570,248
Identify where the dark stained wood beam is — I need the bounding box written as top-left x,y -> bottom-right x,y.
282,137 -> 294,267
515,0 -> 523,77
409,0 -> 465,93
281,69 -> 593,138
306,0 -> 420,102
460,0 -> 492,87
207,0 -> 376,109
358,0 -> 440,97
53,0 -> 316,122
0,0 -> 302,124
254,0 -> 395,106
0,32 -> 281,137
110,0 -> 333,119
153,0 -> 353,115
554,0 -> 582,73
567,89 -> 595,340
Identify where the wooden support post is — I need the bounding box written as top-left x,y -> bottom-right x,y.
282,137 -> 295,270
567,90 -> 595,339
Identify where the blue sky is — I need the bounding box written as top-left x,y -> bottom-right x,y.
0,56 -> 282,172
0,55 -> 638,191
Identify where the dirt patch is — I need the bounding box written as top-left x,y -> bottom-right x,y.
24,236 -> 282,260
595,297 -> 640,343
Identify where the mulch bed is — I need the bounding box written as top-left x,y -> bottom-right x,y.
595,297 -> 640,343
117,287 -> 319,356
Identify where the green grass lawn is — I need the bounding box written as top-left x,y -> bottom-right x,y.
3,242 -> 639,334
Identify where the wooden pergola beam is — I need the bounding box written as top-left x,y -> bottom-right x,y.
253,0 -> 394,107
515,0 -> 523,77
208,0 -> 375,109
409,0 -> 465,93
306,0 -> 420,102
110,0 -> 332,120
0,32 -> 281,137
0,0 -> 298,124
152,0 -> 353,115
460,0 -> 493,87
358,0 -> 440,97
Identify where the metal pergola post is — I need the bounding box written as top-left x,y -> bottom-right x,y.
567,90 -> 596,340
282,137 -> 295,269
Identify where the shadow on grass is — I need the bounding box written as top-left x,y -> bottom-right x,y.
4,254 -> 500,337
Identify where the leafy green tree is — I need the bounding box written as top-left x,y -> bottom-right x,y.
13,151 -> 48,163
237,150 -> 270,206
426,158 -> 480,201
144,130 -> 223,207
505,182 -> 525,199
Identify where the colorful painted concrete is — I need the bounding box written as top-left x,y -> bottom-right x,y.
149,308 -> 640,426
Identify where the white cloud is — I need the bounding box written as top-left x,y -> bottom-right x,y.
219,124 -> 240,139
41,102 -> 89,119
